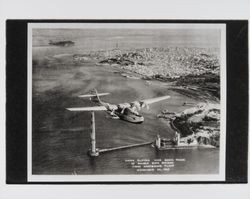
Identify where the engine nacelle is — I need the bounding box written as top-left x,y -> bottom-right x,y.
130,101 -> 141,110
140,102 -> 149,110
107,103 -> 118,111
118,103 -> 131,109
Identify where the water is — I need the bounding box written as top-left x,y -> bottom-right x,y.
32,33 -> 219,175
32,28 -> 221,52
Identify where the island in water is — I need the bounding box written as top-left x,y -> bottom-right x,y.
49,40 -> 75,47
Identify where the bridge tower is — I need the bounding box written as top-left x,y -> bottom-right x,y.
88,111 -> 99,157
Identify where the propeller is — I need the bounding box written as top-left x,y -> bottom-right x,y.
110,109 -> 115,116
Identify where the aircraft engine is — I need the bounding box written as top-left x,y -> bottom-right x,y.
107,103 -> 118,111
118,103 -> 131,109
130,101 -> 141,110
140,102 -> 149,110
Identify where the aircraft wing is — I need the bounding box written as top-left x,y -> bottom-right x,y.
140,95 -> 170,105
78,93 -> 110,98
66,106 -> 107,111
118,95 -> 170,109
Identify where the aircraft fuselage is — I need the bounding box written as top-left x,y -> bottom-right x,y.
102,101 -> 144,124
114,109 -> 144,124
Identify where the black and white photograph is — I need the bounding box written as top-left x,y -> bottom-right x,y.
27,23 -> 226,182
2,0 -> 250,198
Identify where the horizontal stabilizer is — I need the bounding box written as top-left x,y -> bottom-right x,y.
78,93 -> 110,98
66,106 -> 107,111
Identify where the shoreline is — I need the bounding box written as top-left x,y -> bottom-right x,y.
91,47 -> 220,102
104,63 -> 219,103
158,102 -> 220,148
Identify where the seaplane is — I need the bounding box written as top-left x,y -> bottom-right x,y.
66,89 -> 170,124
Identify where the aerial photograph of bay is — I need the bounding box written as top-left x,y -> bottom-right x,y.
29,23 -> 225,179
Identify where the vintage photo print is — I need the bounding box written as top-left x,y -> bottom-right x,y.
27,23 -> 226,182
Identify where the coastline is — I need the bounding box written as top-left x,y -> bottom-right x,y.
91,47 -> 220,102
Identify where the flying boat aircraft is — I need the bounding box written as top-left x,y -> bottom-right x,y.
67,89 -> 170,124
